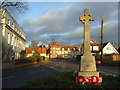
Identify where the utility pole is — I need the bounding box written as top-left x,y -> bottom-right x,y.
101,16 -> 103,64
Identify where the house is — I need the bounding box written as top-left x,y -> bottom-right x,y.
81,40 -> 119,55
1,9 -> 26,59
99,42 -> 119,55
49,42 -> 82,58
25,44 -> 46,57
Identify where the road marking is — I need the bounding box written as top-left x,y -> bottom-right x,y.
30,69 -> 47,74
2,76 -> 14,80
99,71 -> 118,77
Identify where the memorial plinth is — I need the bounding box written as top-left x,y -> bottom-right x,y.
78,9 -> 102,83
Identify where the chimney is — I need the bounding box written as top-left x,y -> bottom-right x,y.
59,43 -> 61,46
64,44 -> 66,46
112,41 -> 114,47
114,46 -> 117,50
94,40 -> 97,44
42,44 -> 44,52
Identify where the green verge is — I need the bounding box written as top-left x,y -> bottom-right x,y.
21,72 -> 119,88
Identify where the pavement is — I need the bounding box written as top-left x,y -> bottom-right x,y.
2,59 -> 120,88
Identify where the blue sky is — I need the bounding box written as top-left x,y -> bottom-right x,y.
18,2 -> 118,48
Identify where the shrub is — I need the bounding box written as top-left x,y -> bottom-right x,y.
19,50 -> 26,58
34,55 -> 41,62
27,56 -> 37,62
15,58 -> 30,64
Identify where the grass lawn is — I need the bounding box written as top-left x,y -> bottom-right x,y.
21,72 -> 119,88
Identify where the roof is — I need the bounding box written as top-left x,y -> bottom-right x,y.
25,45 -> 46,54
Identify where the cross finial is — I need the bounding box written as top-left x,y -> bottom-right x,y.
80,9 -> 94,24
84,9 -> 89,15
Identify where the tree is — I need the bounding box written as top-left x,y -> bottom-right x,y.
51,39 -> 57,45
2,41 -> 15,63
0,0 -> 29,12
39,45 -> 46,48
31,41 -> 39,48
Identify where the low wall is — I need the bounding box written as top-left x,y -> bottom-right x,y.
2,63 -> 15,70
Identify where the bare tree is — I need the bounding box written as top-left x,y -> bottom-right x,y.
51,39 -> 57,45
0,0 -> 29,20
2,41 -> 15,63
31,41 -> 39,48
0,0 -> 29,12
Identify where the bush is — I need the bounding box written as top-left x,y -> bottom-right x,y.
15,58 -> 30,64
34,55 -> 41,62
27,56 -> 37,62
15,55 -> 46,64
19,50 -> 26,58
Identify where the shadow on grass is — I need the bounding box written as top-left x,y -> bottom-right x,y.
21,72 -> 119,88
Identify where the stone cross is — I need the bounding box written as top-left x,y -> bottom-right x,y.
78,9 -> 102,83
80,9 -> 94,55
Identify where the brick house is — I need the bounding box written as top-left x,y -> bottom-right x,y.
49,42 -> 82,58
25,44 -> 46,57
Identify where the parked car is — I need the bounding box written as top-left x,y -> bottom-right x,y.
96,60 -> 101,64
64,56 -> 69,59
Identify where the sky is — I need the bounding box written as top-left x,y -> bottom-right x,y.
18,2 -> 118,48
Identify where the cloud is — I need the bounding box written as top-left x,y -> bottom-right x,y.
21,2 -> 118,47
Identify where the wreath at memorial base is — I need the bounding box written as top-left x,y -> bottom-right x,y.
73,71 -> 103,84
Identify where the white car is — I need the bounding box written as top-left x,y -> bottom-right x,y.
64,56 -> 68,59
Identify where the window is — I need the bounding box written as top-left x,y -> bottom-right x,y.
58,48 -> 60,50
8,19 -> 10,26
53,48 -> 55,50
65,51 -> 67,54
58,52 -> 60,54
53,55 -> 55,58
68,48 -> 70,50
50,48 -> 52,50
15,37 -> 16,46
53,51 -> 55,53
78,48 -> 80,51
50,55 -> 52,58
7,33 -> 10,44
11,35 -> 13,45
50,51 -> 52,53
93,46 -> 99,51
62,52 -> 64,54
106,47 -> 111,50
62,48 -> 64,50
73,48 -> 75,50
12,23 -> 14,29
15,27 -> 17,32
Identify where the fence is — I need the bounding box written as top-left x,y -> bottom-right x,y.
95,54 -> 120,61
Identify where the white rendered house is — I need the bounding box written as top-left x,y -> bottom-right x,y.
1,9 -> 26,59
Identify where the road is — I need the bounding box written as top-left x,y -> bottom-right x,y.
2,59 -> 120,88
